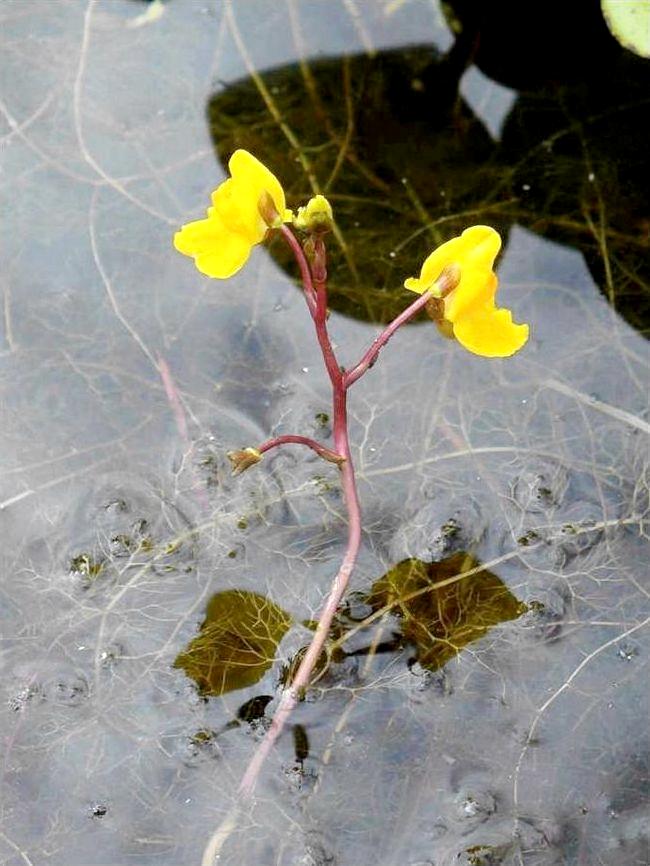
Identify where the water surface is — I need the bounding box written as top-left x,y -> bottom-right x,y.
1,2 -> 648,865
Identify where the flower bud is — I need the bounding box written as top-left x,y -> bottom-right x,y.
227,447 -> 263,476
294,194 -> 334,234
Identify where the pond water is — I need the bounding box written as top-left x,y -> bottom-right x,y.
1,2 -> 649,865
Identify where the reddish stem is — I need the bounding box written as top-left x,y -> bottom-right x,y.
279,224 -> 317,317
239,370 -> 360,800
238,232 -> 361,799
204,241 -> 464,862
344,290 -> 432,387
314,309 -> 342,387
258,434 -> 344,465
237,230 -> 443,799
158,353 -> 189,441
312,236 -> 329,321
345,265 -> 460,388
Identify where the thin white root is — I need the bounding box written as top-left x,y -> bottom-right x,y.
201,805 -> 240,866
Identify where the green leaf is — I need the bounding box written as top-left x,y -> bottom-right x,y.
366,553 -> 526,671
174,590 -> 292,696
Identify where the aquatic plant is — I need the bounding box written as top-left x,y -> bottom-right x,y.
174,149 -> 528,863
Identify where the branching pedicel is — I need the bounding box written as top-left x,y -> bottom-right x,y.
174,150 -> 529,856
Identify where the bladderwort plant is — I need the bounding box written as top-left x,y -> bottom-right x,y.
173,149 -> 529,863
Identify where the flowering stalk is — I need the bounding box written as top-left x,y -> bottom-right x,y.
235,233 -> 457,801
213,238 -> 465,813
173,150 -> 529,864
345,264 -> 460,387
237,229 -> 360,799
277,223 -> 317,317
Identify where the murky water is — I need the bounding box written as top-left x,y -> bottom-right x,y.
1,2 -> 648,865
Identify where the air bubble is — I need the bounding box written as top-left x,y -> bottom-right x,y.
389,496 -> 485,563
555,500 -> 604,558
511,459 -> 569,514
452,786 -> 496,835
45,672 -> 89,707
520,587 -> 567,641
616,642 -> 638,661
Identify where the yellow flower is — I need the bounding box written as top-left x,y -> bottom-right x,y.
294,194 -> 334,233
174,150 -> 292,279
404,226 -> 529,358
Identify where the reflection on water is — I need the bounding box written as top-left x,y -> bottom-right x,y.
209,6 -> 650,331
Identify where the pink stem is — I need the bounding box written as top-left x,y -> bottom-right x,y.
314,307 -> 343,387
237,233 -> 455,798
158,354 -> 210,513
311,239 -> 341,387
239,368 -> 360,799
280,226 -> 340,385
344,290 -> 432,387
279,224 -> 317,317
158,353 -> 189,442
345,265 -> 460,388
238,231 -> 362,799
258,434 -> 344,465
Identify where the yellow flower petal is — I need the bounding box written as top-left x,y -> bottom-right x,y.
174,150 -> 288,279
212,177 -> 266,244
208,151 -> 287,244
406,235 -> 467,294
445,227 -> 501,321
174,214 -> 223,256
404,226 -> 501,316
404,276 -> 425,293
403,225 -> 528,357
446,271 -> 498,323
194,235 -> 251,279
174,216 -> 251,279
229,148 -> 287,227
452,306 -> 529,357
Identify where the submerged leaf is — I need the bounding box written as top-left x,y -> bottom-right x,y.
174,590 -> 292,696
366,553 -> 526,670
